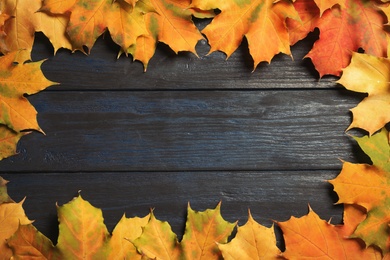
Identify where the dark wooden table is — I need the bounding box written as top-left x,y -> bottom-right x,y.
0,28 -> 368,248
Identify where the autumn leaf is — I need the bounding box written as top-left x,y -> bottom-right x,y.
7,224 -> 55,259
288,0 -> 387,77
35,11 -> 72,54
329,128 -> 390,253
191,0 -> 300,70
0,176 -> 13,204
278,206 -> 382,259
314,0 -> 346,15
0,125 -> 29,160
102,213 -> 150,259
55,194 -> 110,259
218,210 -> 281,260
40,0 -> 77,14
128,0 -> 203,69
133,210 -> 182,259
0,51 -> 57,133
65,0 -> 111,53
337,52 -> 390,135
287,0 -> 320,46
0,198 -> 32,259
0,0 -> 42,63
181,202 -> 236,259
134,203 -> 235,259
107,0 -> 154,53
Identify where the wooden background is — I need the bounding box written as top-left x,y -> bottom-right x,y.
0,23 -> 369,248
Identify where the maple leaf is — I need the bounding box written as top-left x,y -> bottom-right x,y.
287,0 -> 387,77
278,206 -> 382,259
218,210 -> 281,259
0,51 -> 57,133
107,0 -> 154,53
102,213 -> 150,259
35,11 -> 72,54
0,198 -> 32,259
0,0 -> 42,63
314,0 -> 346,15
65,0 -> 111,53
0,125 -> 28,160
55,194 -> 110,259
134,203 -> 235,259
287,0 -> 320,46
181,202 -> 236,259
190,0 -> 300,70
128,0 -> 203,69
0,176 -> 13,204
329,128 -> 390,252
40,0 -> 77,14
133,210 -> 182,259
7,224 -> 55,259
337,52 -> 390,135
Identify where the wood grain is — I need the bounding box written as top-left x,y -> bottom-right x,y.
0,90 -> 364,172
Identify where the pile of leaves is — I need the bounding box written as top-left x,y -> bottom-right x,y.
1,0 -> 390,258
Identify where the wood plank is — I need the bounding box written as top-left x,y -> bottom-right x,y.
2,171 -> 343,245
31,31 -> 338,91
0,89 -> 367,172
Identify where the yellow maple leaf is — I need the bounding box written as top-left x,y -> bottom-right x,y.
218,210 -> 281,259
35,11 -> 72,54
107,0 -> 154,53
191,0 -> 300,69
0,198 -> 32,259
338,52 -> 390,135
133,210 -> 182,259
0,0 -> 41,63
181,202 -> 236,259
104,213 -> 150,259
56,194 -> 110,258
65,0 -> 111,53
0,51 -> 57,133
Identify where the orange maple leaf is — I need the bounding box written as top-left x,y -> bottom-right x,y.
278,206 -> 382,259
329,128 -> 390,253
191,0 -> 300,70
287,0 -> 387,77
